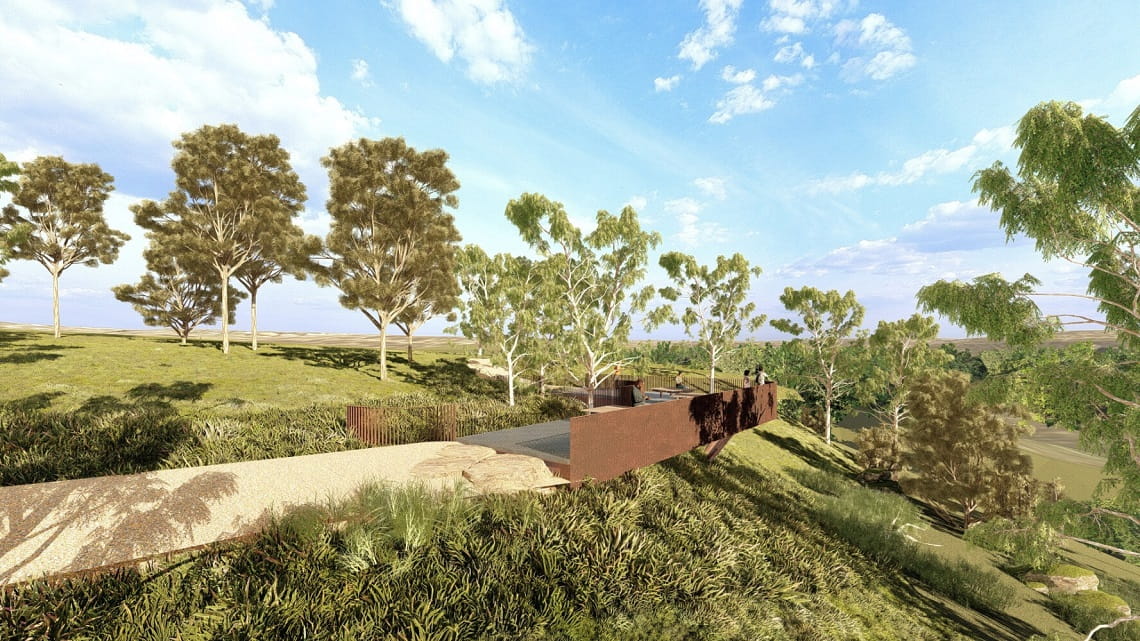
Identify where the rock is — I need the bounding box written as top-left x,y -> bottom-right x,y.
410,444 -> 498,481
1025,581 -> 1049,595
463,454 -> 569,494
1024,564 -> 1099,595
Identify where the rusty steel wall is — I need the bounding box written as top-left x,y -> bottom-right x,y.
567,383 -> 778,483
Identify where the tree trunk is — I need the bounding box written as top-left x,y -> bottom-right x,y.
379,322 -> 389,380
407,332 -> 414,362
709,359 -> 717,394
180,332 -> 187,346
823,392 -> 833,444
539,363 -> 547,395
51,268 -> 61,338
220,272 -> 230,355
507,357 -> 515,406
250,286 -> 259,351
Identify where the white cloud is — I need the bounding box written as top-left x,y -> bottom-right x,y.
0,0 -> 377,185
806,124 -> 1016,193
654,75 -> 681,92
721,65 -> 756,84
678,0 -> 743,70
773,41 -> 817,69
626,195 -> 649,211
350,58 -> 372,85
762,73 -> 804,91
694,176 -> 727,200
761,0 -> 840,33
665,196 -> 728,246
389,0 -> 532,85
709,84 -> 775,124
762,15 -> 806,34
835,13 -> 916,82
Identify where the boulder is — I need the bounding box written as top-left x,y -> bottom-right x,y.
463,454 -> 570,494
1024,564 -> 1099,595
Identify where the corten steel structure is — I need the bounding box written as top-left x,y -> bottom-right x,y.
564,383 -> 777,484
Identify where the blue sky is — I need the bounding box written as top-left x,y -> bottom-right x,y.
1,0 -> 1139,341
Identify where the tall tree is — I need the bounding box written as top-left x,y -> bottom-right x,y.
318,137 -> 461,380
394,248 -> 461,362
916,100 -> 1140,511
452,245 -> 540,405
902,370 -> 1036,529
648,252 -> 765,393
235,231 -> 322,351
770,286 -> 865,444
132,124 -> 306,355
0,156 -> 128,337
0,152 -> 24,282
861,313 -> 951,434
113,237 -> 242,345
505,193 -> 661,409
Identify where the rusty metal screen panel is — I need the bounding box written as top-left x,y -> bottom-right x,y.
567,383 -> 778,483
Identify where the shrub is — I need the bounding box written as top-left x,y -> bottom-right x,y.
963,517 -> 1060,573
1051,591 -> 1138,641
855,425 -> 901,478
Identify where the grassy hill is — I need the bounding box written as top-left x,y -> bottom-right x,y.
1,327 -> 1137,639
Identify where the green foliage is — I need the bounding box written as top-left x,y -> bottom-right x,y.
963,517 -> 1061,573
855,425 -> 901,477
813,477 -> 1018,612
113,236 -> 243,344
861,314 -> 951,432
770,286 -> 866,443
938,343 -> 988,381
0,151 -> 20,281
505,193 -> 661,408
1037,499 -> 1140,565
318,137 -> 461,380
623,340 -> 709,368
902,371 -> 1037,528
1051,591 -> 1139,640
451,245 -> 541,405
0,155 -> 128,337
133,123 -> 307,355
647,252 -> 765,393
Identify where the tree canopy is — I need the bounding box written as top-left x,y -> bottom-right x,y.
505,193 -> 660,408
318,137 -> 461,380
916,100 -> 1140,511
648,252 -> 765,393
862,313 -> 951,433
133,124 -> 307,355
0,156 -> 128,337
771,286 -> 865,444
0,152 -> 24,282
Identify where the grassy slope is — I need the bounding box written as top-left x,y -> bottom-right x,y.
0,330 -> 477,413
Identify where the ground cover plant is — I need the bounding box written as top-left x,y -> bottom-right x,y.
1,424 -> 1074,641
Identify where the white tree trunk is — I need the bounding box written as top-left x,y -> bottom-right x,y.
507,357 -> 516,406
220,272 -> 230,355
250,287 -> 259,351
51,269 -> 61,339
378,321 -> 389,380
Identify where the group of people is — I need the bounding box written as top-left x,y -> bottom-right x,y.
742,366 -> 768,388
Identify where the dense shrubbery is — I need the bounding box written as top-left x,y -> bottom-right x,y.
0,394 -> 584,486
1037,499 -> 1140,566
963,517 -> 1061,573
809,471 -> 1018,612
1,445 -> 977,640
1050,591 -> 1139,641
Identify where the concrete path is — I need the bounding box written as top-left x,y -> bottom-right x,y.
0,442 -> 567,586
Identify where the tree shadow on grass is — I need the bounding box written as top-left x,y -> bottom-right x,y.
398,355 -> 508,399
2,392 -> 65,412
258,345 -> 384,380
0,343 -> 83,364
758,430 -> 858,475
74,381 -> 214,415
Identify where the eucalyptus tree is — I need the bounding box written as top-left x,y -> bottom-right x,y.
113,237 -> 241,345
394,249 -> 461,362
452,245 -> 540,405
133,124 -> 306,355
318,137 -> 461,380
505,193 -> 661,409
0,152 -> 23,282
862,313 -> 951,435
917,100 -> 1140,511
235,231 -> 322,350
647,252 -> 765,393
0,156 -> 128,337
771,286 -> 865,444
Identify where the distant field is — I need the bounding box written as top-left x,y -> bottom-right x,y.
0,327 -> 484,413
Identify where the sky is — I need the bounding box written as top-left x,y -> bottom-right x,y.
1,0 -> 1139,342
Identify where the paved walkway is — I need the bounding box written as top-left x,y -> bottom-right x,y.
0,442 -> 567,586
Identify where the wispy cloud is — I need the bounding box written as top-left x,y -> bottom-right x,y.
721,65 -> 756,84
835,13 -> 916,82
654,74 -> 681,92
709,84 -> 775,124
388,0 -> 532,85
806,125 -> 1016,193
773,41 -> 816,68
694,176 -> 727,200
666,196 -> 728,246
761,0 -> 840,34
350,58 -> 372,86
678,0 -> 743,70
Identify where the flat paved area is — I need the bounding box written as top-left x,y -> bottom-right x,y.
460,419 -> 572,464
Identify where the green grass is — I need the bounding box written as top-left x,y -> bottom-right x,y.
0,330 -> 497,414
